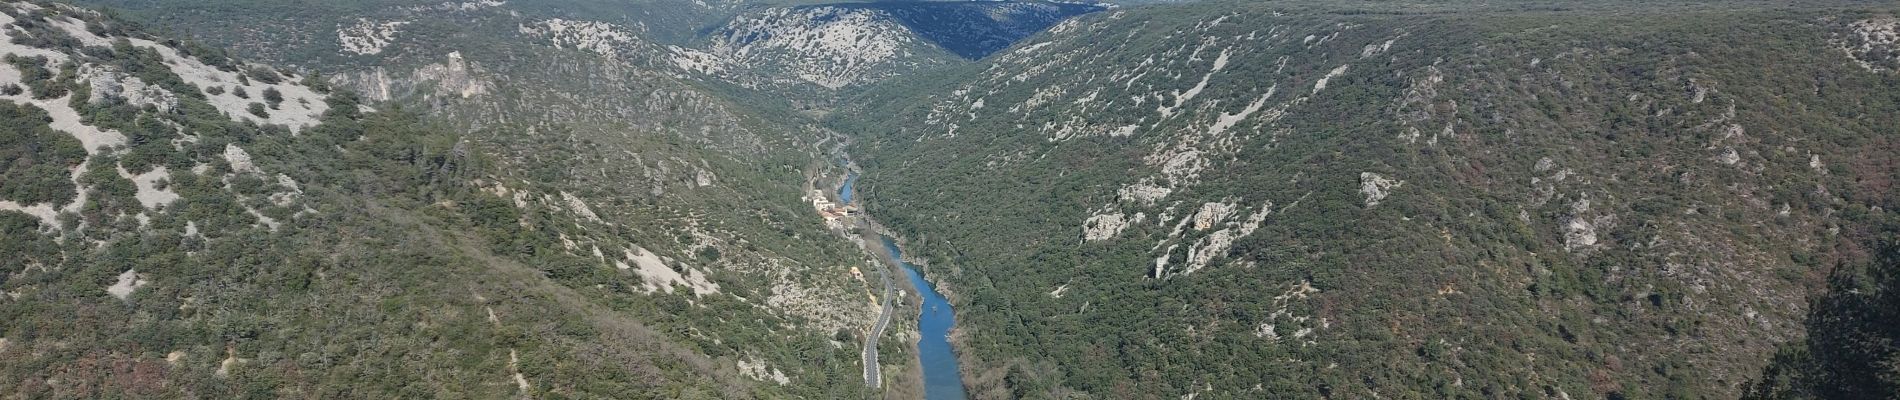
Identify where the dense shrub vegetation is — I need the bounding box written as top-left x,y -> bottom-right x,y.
836,2 -> 1900,398
19,0 -> 1900,398
0,102 -> 83,205
1746,217 -> 1900,399
0,4 -> 880,398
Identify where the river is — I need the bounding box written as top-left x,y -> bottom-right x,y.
882,237 -> 968,400
839,171 -> 859,203
839,170 -> 967,399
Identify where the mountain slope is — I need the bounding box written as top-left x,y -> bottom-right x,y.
837,2 -> 1900,398
81,0 -> 1101,98
38,0 -> 1109,396
0,1 -> 894,397
805,1 -> 1107,60
1744,215 -> 1900,399
16,0 -> 1900,398
84,0 -> 890,344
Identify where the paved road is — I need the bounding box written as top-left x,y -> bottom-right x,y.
825,136 -> 893,390
863,250 -> 895,388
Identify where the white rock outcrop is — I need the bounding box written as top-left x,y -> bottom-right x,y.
404,0 -> 505,12
1562,198 -> 1614,253
560,191 -> 603,223
1191,202 -> 1237,231
519,19 -> 642,58
415,52 -> 489,98
621,246 -> 720,296
83,67 -> 179,111
106,269 -> 148,300
738,357 -> 790,385
339,18 -> 408,55
224,144 -> 260,174
1359,172 -> 1402,207
1083,212 -> 1129,241
1118,180 -> 1173,205
1313,64 -> 1350,94
1181,202 -> 1271,275
701,7 -> 922,89
1840,19 -> 1899,72
51,15 -> 334,131
333,51 -> 490,102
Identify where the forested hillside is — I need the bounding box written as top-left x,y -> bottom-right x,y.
12,0 -> 1900,398
837,1 -> 1900,398
12,0 -> 1120,396
1745,217 -> 1900,398
0,1 -> 892,397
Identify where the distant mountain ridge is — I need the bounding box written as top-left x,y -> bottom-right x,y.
76,0 -> 1100,95
797,1 -> 1106,59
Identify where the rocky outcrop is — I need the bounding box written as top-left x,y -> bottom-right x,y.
1358,172 -> 1401,207
518,18 -> 644,58
338,18 -> 408,55
331,51 -> 490,102
1083,211 -> 1130,241
81,67 -> 177,111
698,6 -> 930,89
1838,18 -> 1899,72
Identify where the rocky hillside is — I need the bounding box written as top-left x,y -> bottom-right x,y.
808,1 -> 1107,60
32,0 -> 1108,396
17,0 -> 1897,398
665,1 -> 1100,93
79,0 -> 889,340
838,1 -> 1900,398
0,0 -> 898,397
78,0 -> 1100,98
681,4 -> 959,91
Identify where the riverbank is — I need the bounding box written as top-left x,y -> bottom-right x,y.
884,237 -> 969,400
824,156 -> 968,399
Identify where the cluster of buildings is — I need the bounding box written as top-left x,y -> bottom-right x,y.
807,189 -> 859,229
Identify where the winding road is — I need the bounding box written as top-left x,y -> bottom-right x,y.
821,129 -> 896,390
863,254 -> 894,388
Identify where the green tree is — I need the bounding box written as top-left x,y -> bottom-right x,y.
1746,223 -> 1900,399
0,102 -> 84,205
262,87 -> 283,108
